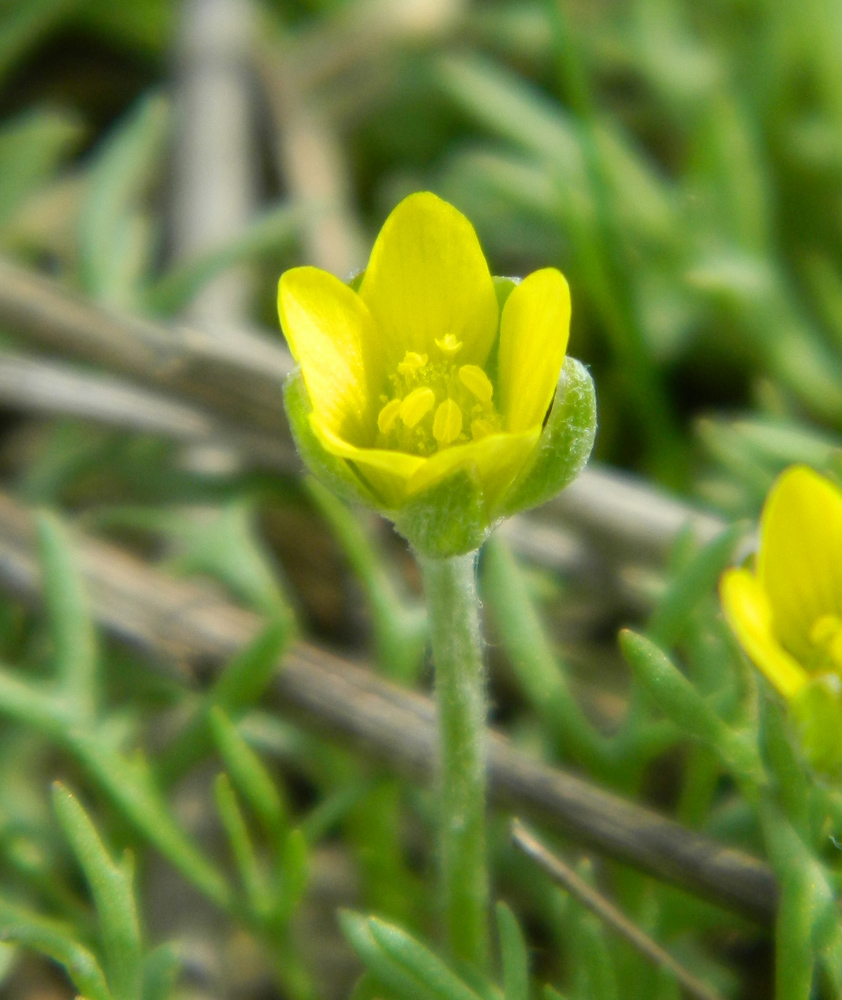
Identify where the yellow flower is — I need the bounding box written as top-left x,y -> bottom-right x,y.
720,465 -> 842,700
277,192 -> 572,512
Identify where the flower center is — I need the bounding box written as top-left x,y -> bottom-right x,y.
808,614 -> 842,673
375,338 -> 501,456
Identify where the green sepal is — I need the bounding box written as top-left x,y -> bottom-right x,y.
283,370 -> 382,511
493,276 -> 519,311
496,357 -> 596,519
790,674 -> 842,778
394,468 -> 489,558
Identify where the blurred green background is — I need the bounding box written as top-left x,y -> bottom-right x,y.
0,2 -> 842,1000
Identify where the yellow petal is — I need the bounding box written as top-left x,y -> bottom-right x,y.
720,568 -> 808,699
758,465 -> 842,661
279,267 -> 384,444
311,415 -> 423,509
498,268 -> 571,433
359,192 -> 499,368
408,428 -> 539,500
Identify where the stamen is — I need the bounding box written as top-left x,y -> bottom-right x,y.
377,398 -> 402,435
435,333 -> 462,356
459,365 -> 493,403
397,352 -> 428,376
400,387 -> 435,428
433,399 -> 463,445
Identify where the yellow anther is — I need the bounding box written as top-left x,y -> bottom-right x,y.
377,398 -> 402,435
400,387 -> 435,428
433,399 -> 463,445
811,615 -> 842,646
459,364 -> 493,403
471,418 -> 495,440
435,333 -> 462,356
397,351 -> 428,376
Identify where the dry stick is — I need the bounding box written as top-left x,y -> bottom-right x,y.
0,490 -> 775,924
0,348 -> 295,468
512,820 -> 726,1000
0,257 -> 725,562
0,258 -> 291,436
172,0 -> 257,325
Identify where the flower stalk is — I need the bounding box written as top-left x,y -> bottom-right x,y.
419,551 -> 489,970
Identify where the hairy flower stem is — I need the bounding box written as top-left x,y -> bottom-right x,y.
419,551 -> 489,970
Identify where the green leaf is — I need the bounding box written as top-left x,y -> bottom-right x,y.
647,523 -> 745,650
274,828 -> 309,922
497,357 -> 596,519
338,911 -> 444,1000
210,708 -> 286,841
52,783 -> 141,1000
68,731 -> 232,909
158,621 -> 289,787
141,943 -> 180,1000
481,537 -> 607,774
212,620 -> 289,714
166,502 -> 295,620
776,866 -> 815,1000
306,477 -> 426,683
623,631 -> 765,786
619,631 -> 731,752
145,202 -> 301,315
78,93 -> 169,308
758,695 -> 809,833
0,916 -> 112,1000
496,904 -> 529,1000
37,512 -> 97,721
367,917 -> 483,1000
0,108 -> 82,230
214,774 -> 267,914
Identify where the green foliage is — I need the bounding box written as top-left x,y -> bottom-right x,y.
5,1 -> 842,998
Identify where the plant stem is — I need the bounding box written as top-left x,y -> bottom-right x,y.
418,551 -> 489,970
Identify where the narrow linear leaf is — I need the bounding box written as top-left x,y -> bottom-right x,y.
274,828 -> 309,921
69,733 -> 231,909
648,523 -> 745,649
214,774 -> 267,914
158,620 -> 289,786
210,708 -> 286,840
0,897 -> 111,1000
37,512 -> 97,720
78,92 -> 169,306
619,631 -> 727,748
496,903 -> 529,1000
141,943 -> 180,1000
145,202 -> 301,315
339,911 -> 441,1000
367,917 -> 484,1000
52,783 -> 141,1000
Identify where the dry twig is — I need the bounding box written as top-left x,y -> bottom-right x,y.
512,819 -> 727,1000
